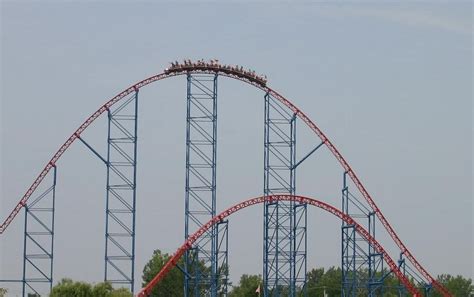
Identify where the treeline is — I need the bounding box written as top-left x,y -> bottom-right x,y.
3,249 -> 471,297
229,267 -> 473,296
143,249 -> 472,297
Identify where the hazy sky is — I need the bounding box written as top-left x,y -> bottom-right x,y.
1,1 -> 472,296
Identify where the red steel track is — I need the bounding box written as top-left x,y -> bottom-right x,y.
138,195 -> 421,297
0,65 -> 450,296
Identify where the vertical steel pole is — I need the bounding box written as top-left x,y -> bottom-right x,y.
184,74 -> 191,296
263,93 -> 269,297
104,108 -> 111,283
131,89 -> 139,293
22,206 -> 28,297
211,74 -> 218,296
342,171 -> 356,297
50,166 -> 57,293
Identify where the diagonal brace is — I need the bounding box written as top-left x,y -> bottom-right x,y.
292,141 -> 324,170
77,135 -> 108,165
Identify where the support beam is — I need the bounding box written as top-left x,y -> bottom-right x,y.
104,89 -> 139,293
22,166 -> 57,297
264,92 -> 306,296
292,141 -> 324,170
77,135 -> 108,165
341,171 -> 385,296
185,73 -> 226,297
216,220 -> 229,296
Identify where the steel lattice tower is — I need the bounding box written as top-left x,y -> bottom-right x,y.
216,220 -> 229,296
104,89 -> 139,292
185,73 -> 227,296
21,166 -> 57,297
263,92 -> 307,296
341,171 -> 384,296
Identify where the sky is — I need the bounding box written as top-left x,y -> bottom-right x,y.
0,1 -> 472,296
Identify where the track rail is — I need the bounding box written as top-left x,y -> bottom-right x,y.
0,65 -> 450,296
137,195 -> 421,297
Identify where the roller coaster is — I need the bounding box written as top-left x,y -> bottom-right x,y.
0,60 -> 451,296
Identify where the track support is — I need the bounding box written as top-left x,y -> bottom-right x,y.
216,220 -> 229,296
185,73 -> 226,296
104,89 -> 139,292
22,165 -> 57,297
341,171 -> 384,296
264,92 -> 306,296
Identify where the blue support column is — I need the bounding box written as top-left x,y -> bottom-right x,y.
341,171 -> 384,296
104,89 -> 139,292
185,73 -> 224,297
367,212 -> 384,296
291,117 -> 307,297
264,92 -> 304,296
398,253 -> 432,296
216,220 -> 229,296
22,165 -> 57,297
398,253 -> 408,296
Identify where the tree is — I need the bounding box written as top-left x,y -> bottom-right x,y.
50,278 -> 132,297
142,249 -> 215,296
0,288 -> 7,297
50,279 -> 92,297
431,274 -> 473,297
304,267 -> 473,297
142,249 -> 184,297
306,267 -> 325,296
306,267 -> 342,297
109,288 -> 134,297
229,274 -> 262,297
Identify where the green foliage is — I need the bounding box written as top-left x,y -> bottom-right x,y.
431,274 -> 473,297
303,267 -> 473,297
46,264 -> 472,297
91,282 -> 114,297
142,249 -> 225,296
109,288 -> 134,297
50,279 -> 92,297
229,274 -> 262,297
142,249 -> 185,297
50,278 -> 132,297
304,267 -> 413,296
0,288 -> 7,297
306,267 -> 342,296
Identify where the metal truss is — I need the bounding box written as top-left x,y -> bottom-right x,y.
185,73 -> 226,296
264,91 -> 307,296
341,171 -> 384,296
22,165 -> 57,297
216,220 -> 229,296
103,89 -> 139,292
398,253 -> 433,296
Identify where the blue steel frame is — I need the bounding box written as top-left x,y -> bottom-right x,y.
185,73 -> 226,296
104,89 -> 139,292
341,171 -> 384,296
22,165 -> 57,297
397,253 -> 433,296
216,220 -> 229,296
263,92 -> 307,296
